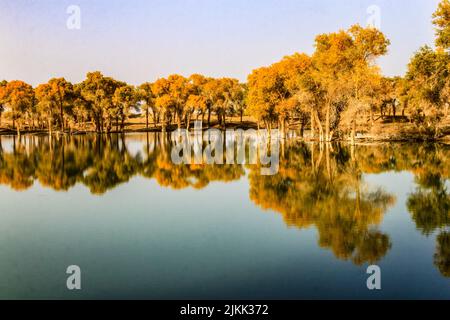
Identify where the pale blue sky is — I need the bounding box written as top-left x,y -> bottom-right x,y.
0,0 -> 441,86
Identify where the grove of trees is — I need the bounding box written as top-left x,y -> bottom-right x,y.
1,1 -> 450,141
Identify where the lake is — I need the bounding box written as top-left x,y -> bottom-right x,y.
0,133 -> 449,299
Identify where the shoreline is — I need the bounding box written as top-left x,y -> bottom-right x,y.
1,127 -> 449,143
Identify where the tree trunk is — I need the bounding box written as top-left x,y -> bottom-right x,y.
177,111 -> 182,129
350,119 -> 356,145
310,110 -> 315,140
153,111 -> 158,129
187,113 -> 192,130
121,115 -> 125,133
146,108 -> 149,129
60,103 -> 64,132
94,115 -> 100,133
370,107 -> 374,126
105,117 -> 111,134
48,118 -> 52,136
161,112 -> 166,133
325,103 -> 330,142
280,118 -> 286,139
314,111 -> 323,142
392,103 -> 396,122
207,107 -> 211,128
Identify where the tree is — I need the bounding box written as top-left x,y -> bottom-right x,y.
79,72 -> 123,133
310,24 -> 389,141
232,83 -> 247,123
343,65 -> 382,143
112,85 -> 138,132
185,94 -> 206,128
203,78 -> 226,128
138,82 -> 155,129
248,53 -> 311,133
0,80 -> 34,135
209,78 -> 240,129
71,83 -> 90,131
188,74 -> 209,125
0,80 -> 7,126
433,0 -> 450,50
151,78 -> 173,132
405,46 -> 450,136
35,83 -> 55,134
47,78 -> 74,131
151,75 -> 192,131
221,79 -> 246,124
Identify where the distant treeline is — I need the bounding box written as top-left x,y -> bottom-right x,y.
1,1 -> 450,140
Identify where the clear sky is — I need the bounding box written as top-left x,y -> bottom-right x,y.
0,0 -> 442,86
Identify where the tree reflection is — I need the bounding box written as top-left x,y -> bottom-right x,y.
248,141 -> 395,265
0,134 -> 448,273
403,144 -> 450,277
435,232 -> 450,277
0,133 -> 245,194
0,137 -> 34,190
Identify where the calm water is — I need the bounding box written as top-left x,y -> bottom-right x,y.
0,133 -> 449,299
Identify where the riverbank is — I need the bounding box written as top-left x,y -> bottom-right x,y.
1,119 -> 449,143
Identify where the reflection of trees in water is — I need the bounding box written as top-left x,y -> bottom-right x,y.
0,133 -> 245,194
140,133 -> 246,189
350,142 -> 450,276
248,142 -> 395,265
402,144 -> 450,277
407,176 -> 450,236
0,135 -> 449,274
435,232 -> 450,277
0,138 -> 35,190
82,135 -> 140,194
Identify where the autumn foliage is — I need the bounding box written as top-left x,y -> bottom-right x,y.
1,1 -> 450,140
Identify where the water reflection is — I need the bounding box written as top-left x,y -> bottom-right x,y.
248,142 -> 395,265
0,133 -> 449,276
0,134 -> 245,193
